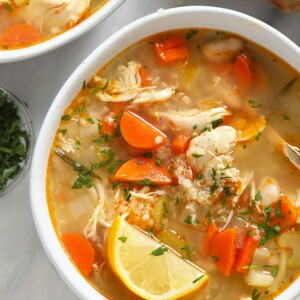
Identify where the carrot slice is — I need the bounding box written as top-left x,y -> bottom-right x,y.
154,35 -> 189,63
114,157 -> 172,185
211,227 -> 238,276
120,111 -> 167,150
233,54 -> 253,88
171,134 -> 191,154
202,221 -> 219,256
139,67 -> 151,87
270,196 -> 298,231
235,225 -> 260,274
61,233 -> 95,276
1,23 -> 43,47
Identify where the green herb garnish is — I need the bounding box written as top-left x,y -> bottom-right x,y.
181,244 -> 191,260
118,236 -> 128,243
192,153 -> 203,158
185,30 -> 198,40
255,131 -> 263,141
184,215 -> 200,225
192,275 -> 205,284
140,178 -> 152,186
4,3 -> 13,12
259,223 -> 281,245
61,114 -> 70,121
251,288 -> 261,300
150,245 -> 168,256
0,91 -> 30,191
249,100 -> 262,108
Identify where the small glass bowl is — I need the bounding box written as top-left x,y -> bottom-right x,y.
0,86 -> 34,198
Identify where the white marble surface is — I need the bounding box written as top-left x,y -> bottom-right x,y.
0,0 -> 300,299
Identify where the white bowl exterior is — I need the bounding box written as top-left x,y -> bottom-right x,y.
0,0 -> 124,63
30,6 -> 300,300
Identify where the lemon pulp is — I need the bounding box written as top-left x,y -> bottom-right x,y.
107,215 -> 209,300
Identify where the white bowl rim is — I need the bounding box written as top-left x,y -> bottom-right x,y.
0,0 -> 125,64
30,6 -> 300,300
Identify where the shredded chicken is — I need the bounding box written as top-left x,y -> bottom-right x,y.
94,61 -> 175,105
157,107 -> 230,133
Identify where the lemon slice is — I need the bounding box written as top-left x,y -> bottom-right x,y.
107,216 -> 209,300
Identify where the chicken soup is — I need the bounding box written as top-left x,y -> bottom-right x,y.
47,29 -> 300,300
0,0 -> 107,49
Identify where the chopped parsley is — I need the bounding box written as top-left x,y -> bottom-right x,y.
210,181 -> 218,195
112,180 -> 120,190
249,100 -> 262,108
125,193 -> 132,202
74,105 -> 86,113
140,178 -> 152,186
255,131 -> 263,141
155,157 -> 162,166
87,117 -> 94,124
224,186 -> 237,197
163,201 -> 168,216
252,191 -> 262,207
75,140 -> 81,149
211,118 -> 224,129
0,90 -> 30,192
150,245 -> 168,256
211,256 -> 219,262
61,114 -> 70,121
59,128 -> 67,135
259,223 -> 281,245
192,153 -> 203,158
181,244 -> 191,260
185,29 -> 198,40
72,166 -> 95,189
143,151 -> 153,158
82,81 -> 86,89
241,207 -> 253,216
243,144 -> 247,149
192,275 -> 205,284
283,114 -> 290,121
118,236 -> 128,243
251,288 -> 261,300
4,3 -> 13,12
275,200 -> 285,219
175,196 -> 180,205
195,174 -> 204,180
184,215 -> 200,225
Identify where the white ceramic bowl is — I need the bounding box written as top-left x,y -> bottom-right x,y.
0,0 -> 124,63
30,6 -> 300,300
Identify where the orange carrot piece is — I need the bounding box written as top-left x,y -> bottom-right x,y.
139,67 -> 151,87
154,35 -> 189,63
120,111 -> 167,150
1,23 -> 43,47
202,221 -> 219,256
211,227 -> 238,277
114,157 -> 172,185
270,196 -> 298,231
235,225 -> 260,274
112,102 -> 126,116
233,54 -> 253,88
171,134 -> 191,154
61,233 -> 95,276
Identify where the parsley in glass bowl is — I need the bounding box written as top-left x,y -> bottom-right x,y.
0,86 -> 34,197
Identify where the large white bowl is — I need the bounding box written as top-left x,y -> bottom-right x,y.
0,0 -> 124,63
30,6 -> 300,300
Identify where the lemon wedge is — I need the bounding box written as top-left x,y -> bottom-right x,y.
107,216 -> 209,300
